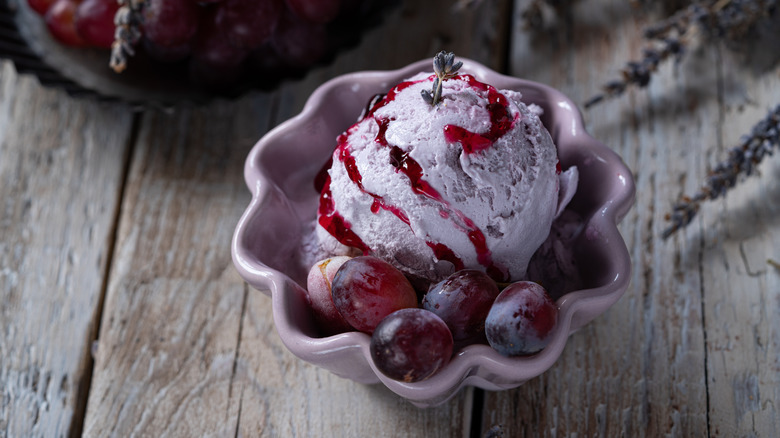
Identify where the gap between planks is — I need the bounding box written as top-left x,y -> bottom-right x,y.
69,112 -> 142,438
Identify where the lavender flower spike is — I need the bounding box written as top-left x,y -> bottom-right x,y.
662,104 -> 780,239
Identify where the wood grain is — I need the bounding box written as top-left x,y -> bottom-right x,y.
81,97 -> 268,436
481,0 -> 780,436
0,62 -> 133,437
698,37 -> 780,437
3,0 -> 776,436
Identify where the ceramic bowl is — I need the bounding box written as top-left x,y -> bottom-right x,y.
232,58 -> 635,407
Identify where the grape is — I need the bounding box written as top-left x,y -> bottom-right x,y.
330,256 -> 417,333
74,0 -> 119,48
485,281 -> 558,357
27,0 -> 56,16
285,0 -> 341,24
142,0 -> 200,49
215,0 -> 282,50
247,43 -> 290,79
45,0 -> 86,47
306,256 -> 353,335
370,308 -> 453,382
141,38 -> 191,63
422,270 -> 500,345
270,10 -> 328,68
189,6 -> 248,87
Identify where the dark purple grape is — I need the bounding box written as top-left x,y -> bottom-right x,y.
189,6 -> 248,87
142,0 -> 200,49
370,308 -> 453,382
270,10 -> 328,68
74,0 -> 119,48
215,0 -> 283,50
142,38 -> 191,63
485,281 -> 558,357
285,0 -> 341,24
422,270 -> 500,345
330,256 -> 417,334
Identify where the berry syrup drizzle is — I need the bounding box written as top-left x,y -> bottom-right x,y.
318,74 -> 518,281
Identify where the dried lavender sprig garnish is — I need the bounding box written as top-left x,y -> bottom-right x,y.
662,104 -> 780,238
421,51 -> 463,106
110,0 -> 145,73
585,0 -> 777,108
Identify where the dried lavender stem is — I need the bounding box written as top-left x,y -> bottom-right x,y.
662,104 -> 780,238
585,0 -> 776,108
110,0 -> 144,73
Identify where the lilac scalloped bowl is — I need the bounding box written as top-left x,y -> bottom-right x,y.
232,58 -> 635,407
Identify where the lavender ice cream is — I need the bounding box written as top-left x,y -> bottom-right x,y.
313,70 -> 578,283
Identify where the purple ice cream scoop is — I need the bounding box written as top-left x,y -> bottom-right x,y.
312,72 -> 578,284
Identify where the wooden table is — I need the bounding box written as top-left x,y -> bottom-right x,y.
2,0 -> 779,436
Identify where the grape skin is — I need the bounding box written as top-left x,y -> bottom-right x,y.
75,0 -> 119,48
330,256 -> 417,334
422,269 -> 500,345
485,281 -> 558,356
189,5 -> 248,87
370,308 -> 453,383
285,0 -> 341,24
216,0 -> 283,50
141,0 -> 200,49
44,0 -> 85,47
306,256 -> 353,335
270,10 -> 328,68
27,0 -> 57,16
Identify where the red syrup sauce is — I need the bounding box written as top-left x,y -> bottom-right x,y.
317,74 -> 515,281
318,177 -> 370,254
442,75 -> 519,154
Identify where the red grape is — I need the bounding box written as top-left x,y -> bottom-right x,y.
306,256 -> 353,335
370,308 -> 453,382
74,0 -> 119,48
330,256 -> 418,334
485,281 -> 558,356
141,39 -> 191,63
27,0 -> 56,15
141,0 -> 200,49
285,0 -> 341,24
270,10 -> 328,68
422,270 -> 500,345
189,6 -> 248,86
215,0 -> 282,50
45,0 -> 86,47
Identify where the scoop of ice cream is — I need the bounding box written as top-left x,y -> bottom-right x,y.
315,72 -> 577,283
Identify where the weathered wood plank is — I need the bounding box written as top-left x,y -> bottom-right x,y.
80,97 -> 268,437
697,38 -> 780,436
0,61 -> 133,437
480,0 -> 739,435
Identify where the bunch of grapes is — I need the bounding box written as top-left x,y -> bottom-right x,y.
307,256 -> 560,383
28,0 -> 367,88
